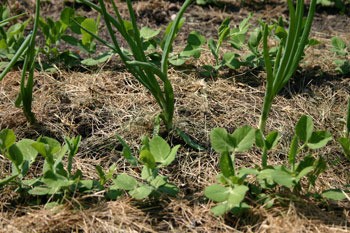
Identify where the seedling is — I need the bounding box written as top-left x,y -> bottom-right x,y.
331,36 -> 350,75
112,135 -> 180,200
259,0 -> 317,132
206,115 -> 335,216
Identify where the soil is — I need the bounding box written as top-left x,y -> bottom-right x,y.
0,0 -> 350,232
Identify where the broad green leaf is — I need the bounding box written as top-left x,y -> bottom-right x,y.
113,174 -> 138,191
187,31 -> 206,47
211,202 -> 232,216
140,27 -> 160,40
307,131 -> 332,149
163,145 -> 180,166
322,189 -> 347,201
140,149 -> 156,169
80,180 -> 94,190
149,136 -> 170,163
8,144 -> 24,167
295,115 -> 314,143
272,169 -> 295,189
265,131 -> 280,150
60,7 -> 75,26
28,186 -> 56,196
16,139 -> 37,163
204,184 -> 230,202
81,18 -> 98,45
141,167 -> 152,181
81,52 -> 112,66
295,166 -> 314,181
150,176 -> 167,188
255,129 -> 265,148
180,47 -> 202,58
223,52 -> 241,69
210,128 -> 234,153
0,129 -> 16,151
129,185 -> 154,200
238,168 -> 259,177
169,57 -> 186,66
220,151 -> 235,178
158,183 -> 179,196
232,126 -> 255,152
257,169 -> 275,187
227,185 -> 249,206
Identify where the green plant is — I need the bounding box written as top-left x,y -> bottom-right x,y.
338,97 -> 350,160
0,128 -> 100,201
77,0 -> 193,132
0,5 -> 28,70
110,135 -> 180,200
259,0 -> 317,132
0,129 -> 38,186
205,115 -> 334,216
200,15 -> 251,78
331,36 -> 350,75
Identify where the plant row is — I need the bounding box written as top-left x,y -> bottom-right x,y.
0,0 -> 349,216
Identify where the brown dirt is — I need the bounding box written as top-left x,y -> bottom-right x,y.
1,0 -> 350,232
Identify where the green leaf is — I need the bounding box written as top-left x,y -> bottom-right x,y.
60,7 -> 75,26
129,185 -> 154,200
255,129 -> 265,148
116,134 -> 138,166
204,184 -> 230,202
81,18 -> 98,45
220,151 -> 235,178
211,203 -> 232,216
295,166 -> 314,181
208,38 -> 218,60
271,169 -> 295,189
331,37 -> 347,56
16,139 -> 37,163
149,136 -> 170,163
150,175 -> 167,188
0,129 -> 16,151
163,145 -> 180,166
28,186 -> 56,196
232,126 -> 255,152
81,52 -> 112,66
113,174 -> 138,191
140,27 -> 160,40
8,144 -> 24,167
223,52 -> 241,69
157,183 -> 179,196
265,131 -> 280,150
322,189 -> 347,201
139,149 -> 156,169
187,31 -> 206,47
227,185 -> 249,207
210,128 -> 234,153
339,137 -> 350,158
307,131 -> 332,149
295,115 -> 314,143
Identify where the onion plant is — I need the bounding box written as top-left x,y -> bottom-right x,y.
78,0 -> 193,132
259,0 -> 317,133
0,0 -> 40,124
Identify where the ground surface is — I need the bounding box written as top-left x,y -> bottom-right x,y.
0,0 -> 350,232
